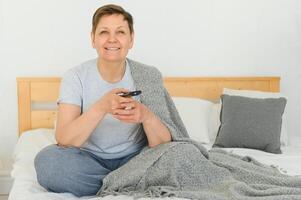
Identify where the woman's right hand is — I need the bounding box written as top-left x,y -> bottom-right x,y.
56,88 -> 132,147
92,88 -> 133,115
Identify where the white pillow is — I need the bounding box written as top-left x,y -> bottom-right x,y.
172,97 -> 212,144
208,88 -> 289,146
11,129 -> 56,181
209,103 -> 222,142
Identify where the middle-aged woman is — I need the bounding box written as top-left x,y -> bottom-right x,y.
34,4 -> 188,197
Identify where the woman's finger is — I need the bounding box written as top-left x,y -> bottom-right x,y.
113,114 -> 135,121
120,103 -> 135,110
118,97 -> 134,103
113,108 -> 135,115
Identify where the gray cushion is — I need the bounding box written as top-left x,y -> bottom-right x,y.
213,94 -> 287,154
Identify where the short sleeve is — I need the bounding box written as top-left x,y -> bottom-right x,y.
58,68 -> 83,107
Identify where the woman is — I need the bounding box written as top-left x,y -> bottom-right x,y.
34,4 -> 186,197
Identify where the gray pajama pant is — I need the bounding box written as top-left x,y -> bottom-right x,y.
34,144 -> 140,197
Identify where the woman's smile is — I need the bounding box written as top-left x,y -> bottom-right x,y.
105,47 -> 121,51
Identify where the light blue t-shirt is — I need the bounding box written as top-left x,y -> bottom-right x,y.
58,58 -> 147,159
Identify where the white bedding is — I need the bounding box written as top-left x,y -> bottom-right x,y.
8,129 -> 186,200
207,145 -> 301,176
8,129 -> 301,200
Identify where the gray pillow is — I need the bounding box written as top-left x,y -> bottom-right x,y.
213,94 -> 287,154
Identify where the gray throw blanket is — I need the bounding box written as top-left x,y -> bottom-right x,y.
98,140 -> 301,199
97,59 -> 301,199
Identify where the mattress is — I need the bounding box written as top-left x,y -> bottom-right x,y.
8,129 -> 301,200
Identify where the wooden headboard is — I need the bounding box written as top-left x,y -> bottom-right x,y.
17,76 -> 280,136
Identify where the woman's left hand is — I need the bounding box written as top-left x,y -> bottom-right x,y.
112,100 -> 154,123
113,99 -> 172,147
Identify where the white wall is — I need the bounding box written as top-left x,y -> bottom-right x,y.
1,0 -> 301,161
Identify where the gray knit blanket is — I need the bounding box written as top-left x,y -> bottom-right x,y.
96,59 -> 301,199
97,140 -> 301,199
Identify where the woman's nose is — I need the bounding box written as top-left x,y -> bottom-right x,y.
108,33 -> 117,42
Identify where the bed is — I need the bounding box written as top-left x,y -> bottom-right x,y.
9,76 -> 301,200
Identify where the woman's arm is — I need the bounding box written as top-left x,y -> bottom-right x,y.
55,88 -> 132,147
55,103 -> 105,147
141,110 -> 172,147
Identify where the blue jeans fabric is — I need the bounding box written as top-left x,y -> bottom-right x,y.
34,144 -> 140,197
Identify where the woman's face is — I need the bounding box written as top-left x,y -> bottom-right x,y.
91,14 -> 134,63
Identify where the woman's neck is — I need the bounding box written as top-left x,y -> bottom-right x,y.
97,59 -> 126,83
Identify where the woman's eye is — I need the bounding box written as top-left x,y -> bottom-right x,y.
99,31 -> 108,35
117,30 -> 125,34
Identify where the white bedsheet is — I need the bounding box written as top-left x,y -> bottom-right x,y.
8,129 -> 301,200
8,129 -> 186,200
208,145 -> 301,176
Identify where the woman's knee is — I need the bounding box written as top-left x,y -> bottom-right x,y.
34,144 -> 104,196
34,144 -> 61,190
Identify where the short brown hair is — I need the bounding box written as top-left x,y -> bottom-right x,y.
92,4 -> 134,34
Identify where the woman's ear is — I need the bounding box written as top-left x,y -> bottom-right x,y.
91,32 -> 96,48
